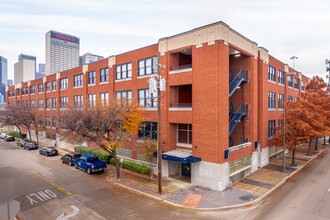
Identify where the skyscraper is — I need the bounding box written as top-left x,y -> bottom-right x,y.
0,56 -> 7,103
79,53 -> 104,66
14,56 -> 36,84
45,30 -> 79,75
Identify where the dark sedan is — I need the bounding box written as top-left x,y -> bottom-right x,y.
23,142 -> 38,150
17,140 -> 28,147
61,153 -> 82,166
39,147 -> 58,157
4,136 -> 15,142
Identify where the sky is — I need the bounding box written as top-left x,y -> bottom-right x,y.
0,0 -> 330,81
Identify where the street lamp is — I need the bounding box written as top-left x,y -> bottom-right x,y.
283,71 -> 296,171
290,56 -> 298,69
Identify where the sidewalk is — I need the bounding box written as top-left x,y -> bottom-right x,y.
105,140 -> 329,210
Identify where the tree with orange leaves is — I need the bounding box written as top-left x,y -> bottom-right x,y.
59,100 -> 144,179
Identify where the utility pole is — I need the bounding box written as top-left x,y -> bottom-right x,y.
149,53 -> 166,194
290,56 -> 298,69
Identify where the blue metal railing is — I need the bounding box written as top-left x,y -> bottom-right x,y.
229,69 -> 248,97
170,64 -> 192,71
240,138 -> 249,144
229,102 -> 234,120
170,103 -> 192,108
229,103 -> 248,136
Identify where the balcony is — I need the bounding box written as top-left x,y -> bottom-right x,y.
169,48 -> 192,74
169,85 -> 192,111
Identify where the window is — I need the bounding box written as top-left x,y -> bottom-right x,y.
60,118 -> 67,129
46,82 -> 51,92
268,66 -> 276,82
278,120 -> 283,128
301,81 -> 305,91
138,57 -> 157,76
268,92 -> 276,109
21,88 -> 24,96
100,68 -> 109,83
288,75 -> 293,88
116,90 -> 132,103
52,97 -> 57,109
30,85 -> 35,94
17,89 -> 20,96
25,100 -> 28,106
74,95 -> 83,108
100,93 -> 109,105
38,99 -> 43,109
138,122 -> 157,140
12,90 -> 15,97
60,78 -> 68,90
294,78 -> 299,89
268,120 -> 276,138
74,74 -> 83,87
294,97 -> 298,101
52,116 -> 56,128
177,124 -> 192,145
8,91 -> 11,98
116,63 -> 132,80
88,94 -> 96,107
30,100 -> 35,108
38,83 -> 43,93
88,71 -> 96,85
46,116 -> 50,127
38,116 -> 44,127
278,93 -> 284,109
25,87 -> 28,95
278,70 -> 285,85
138,89 -> 156,108
60,97 -> 68,109
288,96 -> 293,101
46,98 -> 51,109
52,80 -> 57,91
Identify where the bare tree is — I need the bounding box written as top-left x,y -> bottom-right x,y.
19,103 -> 36,141
59,100 -> 144,178
1,104 -> 24,137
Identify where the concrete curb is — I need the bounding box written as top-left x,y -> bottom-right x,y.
106,146 -> 329,211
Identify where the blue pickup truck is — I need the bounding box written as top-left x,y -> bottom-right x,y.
74,155 -> 107,174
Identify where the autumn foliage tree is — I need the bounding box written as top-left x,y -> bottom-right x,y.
142,138 -> 157,178
60,100 -> 144,179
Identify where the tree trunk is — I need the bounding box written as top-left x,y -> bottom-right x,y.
36,130 -> 39,145
17,126 -> 23,139
28,128 -> 32,142
315,137 -> 318,150
308,138 -> 312,156
291,148 -> 296,166
323,136 -> 326,145
113,152 -> 121,179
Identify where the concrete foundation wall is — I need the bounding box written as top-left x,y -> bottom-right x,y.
192,161 -> 230,191
260,147 -> 269,167
251,151 -> 258,172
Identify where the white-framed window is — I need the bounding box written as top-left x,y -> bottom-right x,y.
46,98 -> 51,109
30,100 -> 35,108
268,66 -> 276,82
60,78 -> 68,90
46,116 -> 50,127
268,120 -> 276,138
74,95 -> 83,108
46,82 -> 51,91
138,122 -> 157,140
301,81 -> 305,91
38,83 -> 44,93
38,99 -> 43,109
60,96 -> 68,109
268,92 -> 276,109
278,93 -> 284,109
100,68 -> 109,83
116,90 -> 132,103
278,70 -> 284,85
116,63 -> 132,80
52,98 -> 57,109
138,56 -> 157,76
138,89 -> 156,108
88,71 -> 96,85
52,80 -> 57,91
288,75 -> 293,88
100,92 -> 109,105
294,78 -> 299,89
74,74 -> 83,87
88,94 -> 96,107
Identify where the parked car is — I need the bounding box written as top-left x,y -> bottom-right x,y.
61,153 -> 82,166
17,140 -> 28,147
39,147 -> 58,157
0,133 -> 8,139
4,136 -> 15,142
23,142 -> 38,150
74,155 -> 107,174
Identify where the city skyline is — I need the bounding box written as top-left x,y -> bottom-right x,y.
1,0 -> 330,82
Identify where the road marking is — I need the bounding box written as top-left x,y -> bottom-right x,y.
26,190 -> 57,205
22,165 -> 74,197
56,205 -> 79,220
328,188 -> 330,192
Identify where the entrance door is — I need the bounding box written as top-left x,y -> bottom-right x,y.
181,163 -> 191,178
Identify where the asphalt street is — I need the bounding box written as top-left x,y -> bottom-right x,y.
0,139 -> 329,220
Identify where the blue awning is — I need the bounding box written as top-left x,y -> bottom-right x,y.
154,150 -> 201,163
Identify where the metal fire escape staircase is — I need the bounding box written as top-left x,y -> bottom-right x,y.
229,69 -> 248,137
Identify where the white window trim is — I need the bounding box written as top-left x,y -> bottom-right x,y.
99,81 -> 109,85
268,108 -> 276,111
73,86 -> 84,89
169,107 -> 192,111
268,80 -> 276,84
137,75 -> 154,79
176,143 -> 192,148
115,78 -> 132,83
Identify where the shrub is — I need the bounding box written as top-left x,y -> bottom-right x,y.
74,146 -> 112,164
110,158 -> 151,174
3,130 -> 27,139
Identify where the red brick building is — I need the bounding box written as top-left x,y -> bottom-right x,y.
6,22 -> 309,191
